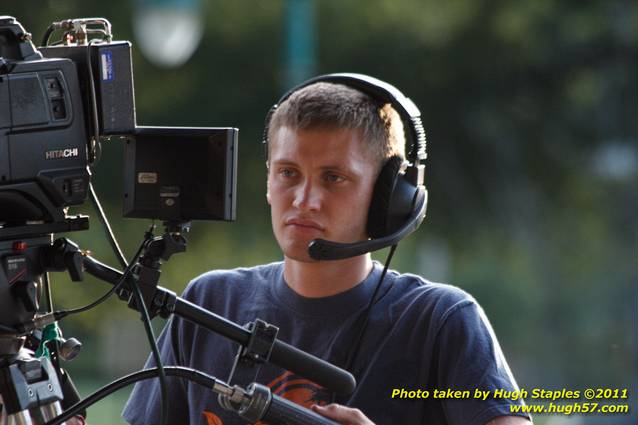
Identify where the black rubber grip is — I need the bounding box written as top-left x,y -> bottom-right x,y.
264,394 -> 340,425
270,340 -> 356,395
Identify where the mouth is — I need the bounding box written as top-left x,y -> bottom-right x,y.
285,218 -> 324,231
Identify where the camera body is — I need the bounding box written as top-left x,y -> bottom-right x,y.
0,21 -> 90,224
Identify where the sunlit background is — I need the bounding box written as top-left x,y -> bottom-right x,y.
2,1 -> 637,424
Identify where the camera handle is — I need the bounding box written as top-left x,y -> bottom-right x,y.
73,242 -> 356,395
0,16 -> 42,62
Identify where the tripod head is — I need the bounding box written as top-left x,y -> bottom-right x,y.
0,236 -> 51,348
0,234 -> 86,425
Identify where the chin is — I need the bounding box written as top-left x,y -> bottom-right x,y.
285,253 -> 318,263
280,241 -> 319,263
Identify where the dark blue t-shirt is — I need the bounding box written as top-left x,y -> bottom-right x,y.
123,261 -> 529,425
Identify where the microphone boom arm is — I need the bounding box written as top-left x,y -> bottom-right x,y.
308,187 -> 427,261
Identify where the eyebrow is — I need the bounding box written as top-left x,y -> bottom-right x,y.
271,159 -> 351,170
271,159 -> 364,179
270,159 -> 297,166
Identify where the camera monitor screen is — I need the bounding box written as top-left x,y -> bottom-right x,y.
123,126 -> 238,222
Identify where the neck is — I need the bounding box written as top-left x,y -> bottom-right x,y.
283,254 -> 373,298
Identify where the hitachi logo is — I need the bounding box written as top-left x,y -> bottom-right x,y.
45,148 -> 79,160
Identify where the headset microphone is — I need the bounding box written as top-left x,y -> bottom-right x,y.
308,188 -> 427,260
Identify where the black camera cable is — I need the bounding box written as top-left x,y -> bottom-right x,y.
44,366 -> 215,425
33,223 -> 168,425
58,226 -> 168,425
21,230 -> 150,423
84,215 -> 169,425
53,225 -> 152,319
84,36 -> 168,424
330,244 -> 398,404
44,365 -> 341,425
126,260 -> 169,425
21,234 -> 146,334
85,41 -> 117,267
23,227 -> 148,332
88,182 -> 125,266
41,24 -> 55,46
85,40 -> 103,165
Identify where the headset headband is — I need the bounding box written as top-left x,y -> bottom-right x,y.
264,73 -> 427,172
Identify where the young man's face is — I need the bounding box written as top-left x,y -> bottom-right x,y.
267,126 -> 379,262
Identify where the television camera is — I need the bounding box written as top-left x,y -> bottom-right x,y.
0,16 -> 353,425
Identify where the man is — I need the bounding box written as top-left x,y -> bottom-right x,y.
123,78 -> 532,425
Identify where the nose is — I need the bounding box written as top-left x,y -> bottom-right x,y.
292,178 -> 321,211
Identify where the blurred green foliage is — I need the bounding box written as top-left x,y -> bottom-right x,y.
2,0 -> 637,423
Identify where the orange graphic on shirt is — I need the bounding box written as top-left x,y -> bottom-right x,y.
203,370 -> 330,425
202,410 -> 223,425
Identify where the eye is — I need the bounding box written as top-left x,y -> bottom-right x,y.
279,168 -> 297,178
324,172 -> 345,183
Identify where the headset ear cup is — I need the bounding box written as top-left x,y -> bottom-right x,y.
367,155 -> 403,238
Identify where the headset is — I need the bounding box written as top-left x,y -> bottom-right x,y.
263,73 -> 428,260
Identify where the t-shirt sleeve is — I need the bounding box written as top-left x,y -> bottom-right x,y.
121,314 -> 190,425
433,300 -> 531,425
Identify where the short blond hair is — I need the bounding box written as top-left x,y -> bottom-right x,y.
267,82 -> 405,166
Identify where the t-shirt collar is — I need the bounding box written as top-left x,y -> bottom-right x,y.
271,261 -> 384,318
